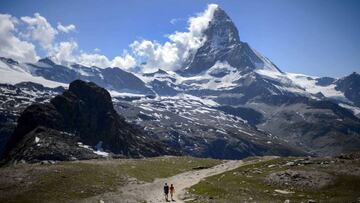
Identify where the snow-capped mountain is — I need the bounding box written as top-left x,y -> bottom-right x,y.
1,6 -> 360,159
0,56 -> 154,95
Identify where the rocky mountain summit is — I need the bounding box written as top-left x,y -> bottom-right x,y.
180,7 -> 281,77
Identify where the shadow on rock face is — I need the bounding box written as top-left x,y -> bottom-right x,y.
2,80 -> 177,165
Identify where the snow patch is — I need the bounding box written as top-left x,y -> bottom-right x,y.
109,90 -> 146,98
35,136 -> 40,143
93,150 -> 109,157
339,103 -> 360,115
77,142 -> 109,157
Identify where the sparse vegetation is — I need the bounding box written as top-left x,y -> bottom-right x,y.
115,156 -> 223,182
187,157 -> 360,202
0,156 -> 222,202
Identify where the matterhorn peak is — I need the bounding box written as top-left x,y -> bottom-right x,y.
179,5 -> 285,76
205,6 -> 241,44
179,6 -> 248,76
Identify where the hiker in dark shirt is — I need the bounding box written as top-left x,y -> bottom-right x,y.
164,183 -> 170,202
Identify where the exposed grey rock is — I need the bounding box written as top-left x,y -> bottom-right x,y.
335,72 -> 360,107
266,170 -> 334,189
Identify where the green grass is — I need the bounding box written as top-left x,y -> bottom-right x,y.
0,156 -> 222,203
188,157 -> 360,203
0,162 -> 125,203
115,156 -> 223,182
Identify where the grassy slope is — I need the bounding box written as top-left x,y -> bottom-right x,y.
188,157 -> 360,203
0,156 -> 222,203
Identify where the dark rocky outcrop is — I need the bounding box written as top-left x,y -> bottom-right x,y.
0,117 -> 16,157
336,72 -> 360,107
1,80 -> 175,164
5,127 -> 100,163
315,77 -> 336,86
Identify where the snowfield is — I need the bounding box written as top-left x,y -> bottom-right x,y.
0,59 -> 67,88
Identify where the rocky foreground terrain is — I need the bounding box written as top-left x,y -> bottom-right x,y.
0,154 -> 359,203
186,152 -> 360,203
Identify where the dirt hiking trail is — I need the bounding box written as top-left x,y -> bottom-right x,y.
84,157 -> 276,203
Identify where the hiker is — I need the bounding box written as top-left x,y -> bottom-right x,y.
164,183 -> 170,202
170,184 -> 175,201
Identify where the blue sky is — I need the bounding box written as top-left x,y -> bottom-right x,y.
0,0 -> 359,77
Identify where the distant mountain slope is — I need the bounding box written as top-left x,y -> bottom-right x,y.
114,94 -> 305,159
0,56 -> 154,95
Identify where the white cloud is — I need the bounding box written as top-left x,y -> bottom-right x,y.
77,53 -> 110,67
49,42 -> 103,67
51,41 -> 78,64
75,52 -> 136,69
187,4 -> 218,40
0,4 -> 219,72
57,22 -> 76,33
111,53 -> 137,69
17,13 -> 135,70
20,13 -> 58,50
49,42 -> 136,70
130,40 -> 179,72
49,4 -> 219,72
14,12 -> 135,70
0,14 -> 39,62
130,4 -> 219,72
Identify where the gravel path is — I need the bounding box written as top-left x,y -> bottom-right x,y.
83,160 -> 245,203
130,160 -> 244,203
